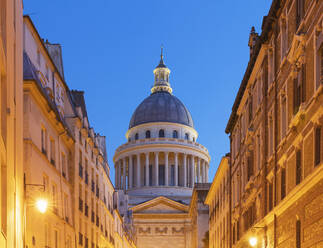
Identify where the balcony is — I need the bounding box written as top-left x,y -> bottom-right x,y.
115,137 -> 209,155
79,198 -> 83,212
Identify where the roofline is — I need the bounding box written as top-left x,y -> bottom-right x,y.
23,15 -> 68,91
225,0 -> 280,134
205,155 -> 230,205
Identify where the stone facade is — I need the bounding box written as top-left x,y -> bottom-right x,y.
205,156 -> 230,248
0,0 -> 24,247
22,15 -> 136,248
221,0 -> 323,247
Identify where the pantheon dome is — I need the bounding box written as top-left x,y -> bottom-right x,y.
113,51 -> 210,207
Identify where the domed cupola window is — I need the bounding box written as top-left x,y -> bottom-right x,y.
145,130 -> 151,139
135,133 -> 139,140
159,129 -> 165,138
185,133 -> 189,140
173,130 -> 178,139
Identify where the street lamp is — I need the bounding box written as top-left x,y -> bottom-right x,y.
249,237 -> 257,247
35,198 -> 48,213
249,226 -> 266,247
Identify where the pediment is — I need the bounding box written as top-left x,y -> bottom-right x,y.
131,196 -> 188,214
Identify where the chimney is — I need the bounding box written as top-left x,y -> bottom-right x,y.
248,26 -> 259,58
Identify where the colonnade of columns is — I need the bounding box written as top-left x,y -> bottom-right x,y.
115,152 -> 209,190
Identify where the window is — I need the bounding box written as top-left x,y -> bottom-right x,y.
268,47 -> 274,85
185,133 -> 189,140
79,150 -> 83,178
159,129 -> 165,138
248,97 -> 253,124
268,181 -> 273,212
293,64 -> 306,114
247,151 -> 254,181
41,127 -> 47,155
172,130 -> 178,138
281,167 -> 286,200
316,44 -> 323,90
281,93 -> 287,139
145,130 -> 151,138
296,219 -> 301,248
62,153 -> 67,178
54,229 -> 58,248
52,184 -> 58,213
135,133 -> 139,140
50,139 -> 55,165
269,115 -> 274,156
315,127 -> 321,166
280,15 -> 288,60
296,149 -> 302,185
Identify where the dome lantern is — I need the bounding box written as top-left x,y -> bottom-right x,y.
151,47 -> 172,94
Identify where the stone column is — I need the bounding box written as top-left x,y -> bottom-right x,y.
202,160 -> 205,183
115,161 -> 118,189
206,163 -> 209,182
197,158 -> 201,183
191,155 -> 195,188
175,152 -> 178,186
129,155 -> 133,189
145,153 -> 149,186
136,154 -> 141,187
122,157 -> 126,190
118,160 -> 122,189
155,152 -> 159,186
183,153 -> 187,187
165,152 -> 169,186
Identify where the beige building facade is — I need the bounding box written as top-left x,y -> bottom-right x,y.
22,15 -> 136,248
205,155 -> 230,248
0,0 -> 24,248
221,0 -> 323,247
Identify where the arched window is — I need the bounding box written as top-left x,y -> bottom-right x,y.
193,137 -> 195,142
185,133 -> 189,140
159,129 -> 165,138
145,130 -> 151,139
173,130 -> 178,138
135,133 -> 139,140
128,137 -> 131,142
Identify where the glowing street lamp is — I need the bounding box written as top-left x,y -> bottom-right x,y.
36,198 -> 48,213
249,237 -> 258,247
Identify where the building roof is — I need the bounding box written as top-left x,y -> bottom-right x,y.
225,0 -> 280,134
129,91 -> 194,129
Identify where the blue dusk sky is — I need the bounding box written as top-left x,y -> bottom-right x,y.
24,0 -> 272,184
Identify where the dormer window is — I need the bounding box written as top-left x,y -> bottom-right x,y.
185,133 -> 189,140
159,129 -> 165,138
135,133 -> 139,140
173,130 -> 178,139
145,130 -> 151,139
